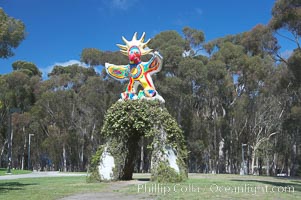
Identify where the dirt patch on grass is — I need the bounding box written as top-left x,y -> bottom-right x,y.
59,179 -> 156,200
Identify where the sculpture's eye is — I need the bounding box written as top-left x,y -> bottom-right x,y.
129,47 -> 140,55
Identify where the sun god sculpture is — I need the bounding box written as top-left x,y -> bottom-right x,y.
105,32 -> 164,102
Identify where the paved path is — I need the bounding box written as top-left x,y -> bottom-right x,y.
0,171 -> 86,180
59,179 -> 156,200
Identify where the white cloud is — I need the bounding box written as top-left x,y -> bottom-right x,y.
173,18 -> 188,26
195,8 -> 203,15
40,59 -> 88,80
101,0 -> 138,11
280,49 -> 293,59
112,0 -> 130,10
173,8 -> 203,27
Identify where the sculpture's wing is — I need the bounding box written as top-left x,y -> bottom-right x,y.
105,63 -> 129,80
144,51 -> 163,75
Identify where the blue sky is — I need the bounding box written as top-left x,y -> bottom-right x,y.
0,0 -> 295,78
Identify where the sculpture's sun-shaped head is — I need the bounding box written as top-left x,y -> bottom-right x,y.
117,32 -> 153,64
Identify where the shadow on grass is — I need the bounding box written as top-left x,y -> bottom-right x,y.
135,178 -> 150,182
231,179 -> 301,192
0,182 -> 38,193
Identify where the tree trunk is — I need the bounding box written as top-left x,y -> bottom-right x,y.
290,128 -> 299,176
177,98 -> 182,124
10,128 -> 14,169
266,153 -> 270,176
272,152 -> 278,176
247,145 -> 250,174
21,135 -> 26,170
208,149 -> 212,173
21,127 -> 26,170
0,140 -> 7,167
63,143 -> 67,172
79,144 -> 84,171
257,156 -> 260,175
291,143 -> 297,176
195,157 -> 198,172
213,121 -> 217,174
139,137 -> 144,173
251,147 -> 256,175
218,139 -> 224,173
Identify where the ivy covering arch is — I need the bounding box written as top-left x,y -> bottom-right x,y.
89,100 -> 188,182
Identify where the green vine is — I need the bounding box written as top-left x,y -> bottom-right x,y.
151,162 -> 185,183
87,145 -> 104,183
90,100 -> 188,182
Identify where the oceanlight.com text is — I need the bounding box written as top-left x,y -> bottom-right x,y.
137,183 -> 295,195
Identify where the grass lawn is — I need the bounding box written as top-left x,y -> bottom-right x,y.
124,174 -> 301,200
0,168 -> 32,176
0,176 -> 105,200
0,173 -> 300,200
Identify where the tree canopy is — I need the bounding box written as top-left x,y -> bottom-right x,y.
0,8 -> 25,58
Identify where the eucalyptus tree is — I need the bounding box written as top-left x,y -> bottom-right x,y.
31,64 -> 98,171
80,48 -> 103,68
29,61 -> 123,171
148,29 -> 235,173
149,30 -> 185,75
276,50 -> 301,176
268,0 -> 301,176
287,49 -> 301,86
34,88 -> 76,171
240,24 -> 280,58
147,31 -> 186,116
0,66 -> 40,169
182,26 -> 205,56
203,25 -> 285,173
269,0 -> 301,50
0,8 -> 25,58
12,60 -> 42,77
